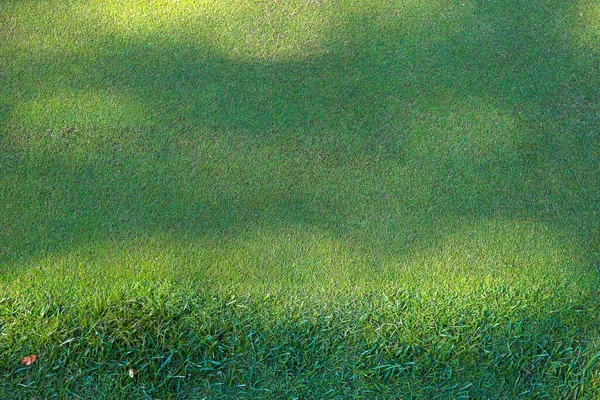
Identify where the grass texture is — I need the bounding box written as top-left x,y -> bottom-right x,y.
1,0 -> 600,398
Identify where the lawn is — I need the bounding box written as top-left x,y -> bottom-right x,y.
1,0 -> 599,397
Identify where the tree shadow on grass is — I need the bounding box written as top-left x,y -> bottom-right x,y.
0,0 -> 598,285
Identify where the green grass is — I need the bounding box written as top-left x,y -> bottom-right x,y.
1,0 -> 600,397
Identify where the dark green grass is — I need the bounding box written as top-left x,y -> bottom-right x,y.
1,0 -> 600,397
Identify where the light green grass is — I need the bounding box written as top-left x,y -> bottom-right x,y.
1,0 -> 600,398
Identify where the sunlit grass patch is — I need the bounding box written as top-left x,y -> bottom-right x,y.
4,217 -> 592,313
574,0 -> 600,51
4,0 -> 335,61
11,89 -> 152,130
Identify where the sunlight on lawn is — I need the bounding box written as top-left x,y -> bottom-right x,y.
5,0 -> 465,62
3,84 -> 592,299
1,0 -> 596,317
12,90 -> 152,131
67,0 -> 335,61
396,218 -> 590,293
87,0 -> 464,61
8,216 -> 592,310
575,0 -> 600,50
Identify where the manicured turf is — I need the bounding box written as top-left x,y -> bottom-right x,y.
1,0 -> 599,397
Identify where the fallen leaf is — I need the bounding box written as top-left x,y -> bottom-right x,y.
128,368 -> 138,378
21,354 -> 38,366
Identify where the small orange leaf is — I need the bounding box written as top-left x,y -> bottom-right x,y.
21,354 -> 38,366
128,368 -> 138,378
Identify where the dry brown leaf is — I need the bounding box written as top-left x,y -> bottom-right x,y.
21,354 -> 38,366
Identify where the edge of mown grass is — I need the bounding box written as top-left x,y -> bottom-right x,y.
1,275 -> 600,398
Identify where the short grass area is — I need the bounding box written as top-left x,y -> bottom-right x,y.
1,0 -> 600,397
